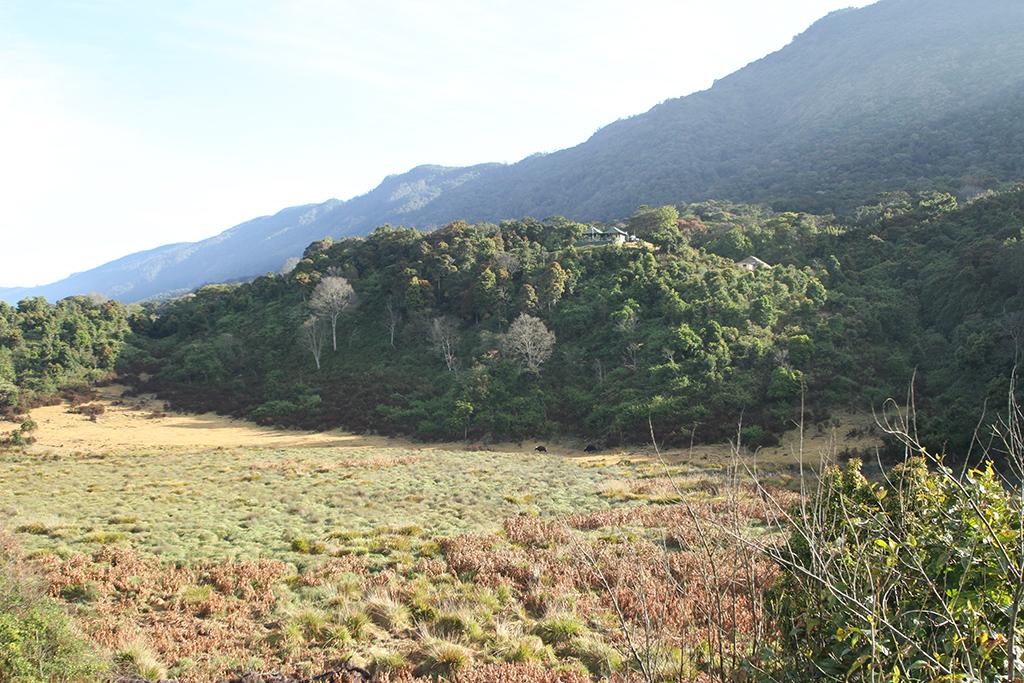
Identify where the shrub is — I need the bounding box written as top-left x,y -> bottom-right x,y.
1,421 -> 36,448
70,403 -> 106,421
0,599 -> 107,681
15,521 -> 63,537
739,424 -> 777,449
83,530 -> 127,544
772,457 -> 1024,680
0,380 -> 18,414
288,535 -> 327,555
59,581 -> 101,604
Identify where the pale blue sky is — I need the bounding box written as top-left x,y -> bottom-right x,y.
0,0 -> 870,287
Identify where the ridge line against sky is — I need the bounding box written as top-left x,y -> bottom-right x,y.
0,0 -> 870,288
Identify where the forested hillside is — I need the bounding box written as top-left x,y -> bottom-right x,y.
7,0 -> 1023,305
0,296 -> 131,418
419,0 -> 1024,218
121,187 -> 1024,455
123,216 -> 824,447
693,188 -> 1024,452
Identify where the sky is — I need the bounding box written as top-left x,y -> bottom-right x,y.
0,0 -> 872,288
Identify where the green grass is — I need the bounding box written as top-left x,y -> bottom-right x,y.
0,441 -> 791,681
0,446 -> 621,562
0,550 -> 108,682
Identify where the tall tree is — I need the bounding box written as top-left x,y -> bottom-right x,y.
309,276 -> 356,351
428,315 -> 460,372
298,316 -> 326,370
384,297 -> 401,349
501,313 -> 555,374
539,262 -> 567,311
628,205 -> 683,252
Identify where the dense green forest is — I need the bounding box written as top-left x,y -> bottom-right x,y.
119,186 -> 1024,455
0,296 -> 131,418
123,216 -> 823,447
7,187 -> 1017,454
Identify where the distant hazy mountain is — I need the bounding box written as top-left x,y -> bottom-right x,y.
6,0 -> 1023,304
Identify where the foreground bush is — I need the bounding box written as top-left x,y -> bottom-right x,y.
771,456 -> 1024,681
0,536 -> 107,682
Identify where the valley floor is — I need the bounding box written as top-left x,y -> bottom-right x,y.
0,390 -> 878,681
24,384 -> 882,465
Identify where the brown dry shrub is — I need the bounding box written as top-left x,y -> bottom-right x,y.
503,516 -> 570,548
250,456 -> 420,474
28,474 -> 786,682
70,402 -> 106,420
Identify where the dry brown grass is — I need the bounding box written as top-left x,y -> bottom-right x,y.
32,483 -> 783,681
24,384 -> 397,453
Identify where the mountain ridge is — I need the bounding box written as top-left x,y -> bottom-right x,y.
5,0 -> 1024,304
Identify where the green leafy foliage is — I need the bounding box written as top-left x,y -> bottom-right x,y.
122,186 -> 1024,452
127,216 -> 824,445
0,296 -> 130,419
0,543 -> 107,681
772,458 -> 1024,680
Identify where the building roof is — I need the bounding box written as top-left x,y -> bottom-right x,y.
737,256 -> 770,268
579,225 -> 637,244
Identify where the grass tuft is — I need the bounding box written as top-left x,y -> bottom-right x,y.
533,612 -> 587,645
564,635 -> 623,676
115,640 -> 167,681
413,633 -> 475,677
365,592 -> 412,634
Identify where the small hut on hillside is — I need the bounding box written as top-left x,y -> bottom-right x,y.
736,256 -> 770,271
578,226 -> 636,246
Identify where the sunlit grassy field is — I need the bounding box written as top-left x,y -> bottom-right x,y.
0,446 -> 627,562
0,397 -> 810,682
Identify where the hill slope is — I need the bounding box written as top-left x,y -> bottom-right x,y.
7,0 -> 1024,304
122,186 -> 1024,455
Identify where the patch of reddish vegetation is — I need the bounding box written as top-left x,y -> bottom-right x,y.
383,663 -> 609,682
249,456 -> 420,474
38,547 -> 297,681
502,516 -> 571,548
30,484 -> 793,681
218,663 -> 609,683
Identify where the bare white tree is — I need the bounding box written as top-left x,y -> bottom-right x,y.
298,316 -> 326,370
501,313 -> 555,373
385,297 -> 401,349
428,315 -> 460,372
309,276 -> 356,351
493,251 -> 521,278
280,256 -> 301,275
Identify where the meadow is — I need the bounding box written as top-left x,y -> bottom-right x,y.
0,393 -> 805,682
0,445 -> 623,561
